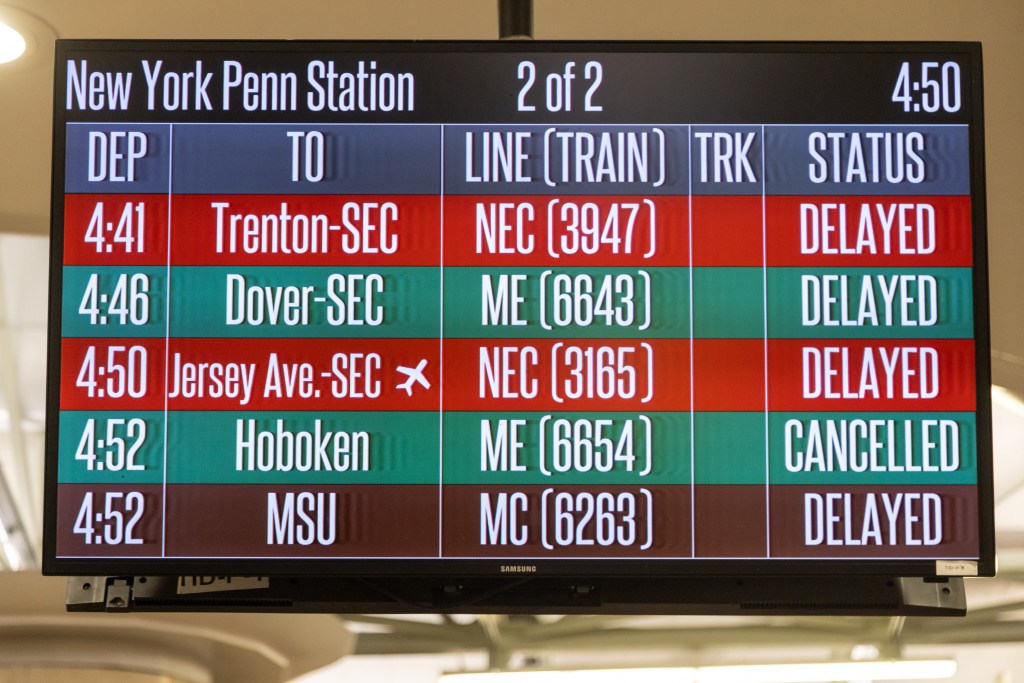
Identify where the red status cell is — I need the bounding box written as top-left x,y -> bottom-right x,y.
63,194 -> 168,266
442,484 -> 692,558
55,484 -> 164,558
691,195 -> 764,267
170,195 -> 440,265
60,337 -> 166,411
765,196 -> 972,266
767,339 -> 976,411
692,339 -> 766,411
164,484 -> 440,558
442,338 -> 690,411
768,485 -> 979,558
444,195 -> 690,267
693,484 -> 767,558
165,337 -> 440,411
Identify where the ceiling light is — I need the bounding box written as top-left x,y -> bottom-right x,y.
0,6 -> 59,69
0,21 -> 24,64
439,659 -> 957,683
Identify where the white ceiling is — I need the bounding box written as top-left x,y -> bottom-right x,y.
2,1 -> 1024,681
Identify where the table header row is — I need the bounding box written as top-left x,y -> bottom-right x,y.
65,124 -> 970,196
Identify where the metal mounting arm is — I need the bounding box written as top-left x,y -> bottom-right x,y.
499,0 -> 533,39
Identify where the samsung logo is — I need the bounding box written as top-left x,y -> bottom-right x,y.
500,565 -> 537,574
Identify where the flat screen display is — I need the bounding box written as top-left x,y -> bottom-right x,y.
44,41 -> 993,578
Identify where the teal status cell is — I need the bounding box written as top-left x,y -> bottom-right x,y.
692,267 -> 765,338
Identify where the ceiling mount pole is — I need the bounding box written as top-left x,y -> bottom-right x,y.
498,0 -> 533,40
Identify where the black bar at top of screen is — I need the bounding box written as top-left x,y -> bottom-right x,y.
54,42 -> 978,125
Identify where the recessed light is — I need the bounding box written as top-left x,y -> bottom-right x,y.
0,21 -> 25,64
0,6 -> 59,70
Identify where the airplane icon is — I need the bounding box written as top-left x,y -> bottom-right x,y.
396,359 -> 430,396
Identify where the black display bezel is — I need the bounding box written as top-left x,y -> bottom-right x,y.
43,39 -> 994,580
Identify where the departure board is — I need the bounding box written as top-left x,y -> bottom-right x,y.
44,41 -> 993,578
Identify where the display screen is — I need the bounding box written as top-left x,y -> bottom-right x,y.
45,41 -> 993,577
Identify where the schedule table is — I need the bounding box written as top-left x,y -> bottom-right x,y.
47,44 -> 987,571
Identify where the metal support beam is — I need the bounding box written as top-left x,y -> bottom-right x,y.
498,0 -> 533,39
349,607 -> 1024,662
